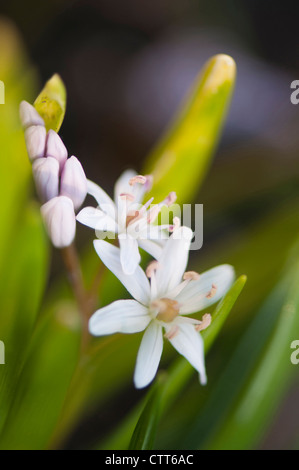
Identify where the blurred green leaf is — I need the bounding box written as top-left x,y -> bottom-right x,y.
0,204 -> 49,432
0,19 -> 38,277
34,74 -> 66,132
0,302 -> 81,450
184,244 -> 299,449
206,258 -> 299,449
143,54 -> 236,203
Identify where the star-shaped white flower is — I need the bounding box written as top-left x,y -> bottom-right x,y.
76,170 -> 177,275
89,226 -> 235,388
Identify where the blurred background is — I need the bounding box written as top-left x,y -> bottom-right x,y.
1,0 -> 299,450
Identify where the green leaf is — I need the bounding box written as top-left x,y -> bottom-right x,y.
143,54 -> 236,203
0,302 -> 81,450
0,204 -> 49,432
203,275 -> 247,351
128,374 -> 167,450
34,74 -> 66,132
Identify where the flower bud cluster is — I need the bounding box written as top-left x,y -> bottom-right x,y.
19,101 -> 87,248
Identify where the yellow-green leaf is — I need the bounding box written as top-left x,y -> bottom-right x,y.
34,74 -> 66,132
143,54 -> 236,203
0,302 -> 81,450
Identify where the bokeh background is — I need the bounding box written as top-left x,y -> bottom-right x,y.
1,0 -> 299,449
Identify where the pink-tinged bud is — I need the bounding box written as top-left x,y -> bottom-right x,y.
41,196 -> 76,248
32,157 -> 60,202
19,101 -> 45,129
24,125 -> 47,161
60,156 -> 87,211
45,129 -> 68,172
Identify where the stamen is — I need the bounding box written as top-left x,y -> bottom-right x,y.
140,197 -> 154,214
146,260 -> 160,278
153,298 -> 180,323
206,284 -> 217,299
183,271 -> 200,281
169,216 -> 181,232
195,313 -> 212,332
129,175 -> 147,186
120,192 -> 135,202
126,210 -> 140,226
164,325 -> 179,340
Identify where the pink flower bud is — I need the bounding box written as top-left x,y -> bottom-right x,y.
41,196 -> 76,248
60,156 -> 87,211
32,157 -> 60,202
19,101 -> 45,129
24,125 -> 47,161
45,129 -> 68,172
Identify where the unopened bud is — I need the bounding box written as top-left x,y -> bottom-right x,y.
60,156 -> 87,211
45,129 -> 68,172
41,196 -> 76,248
24,125 -> 47,161
19,101 -> 45,129
32,157 -> 60,202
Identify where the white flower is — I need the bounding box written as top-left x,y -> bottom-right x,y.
77,169 -> 177,275
89,226 -> 235,389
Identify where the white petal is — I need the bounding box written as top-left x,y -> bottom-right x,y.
89,299 -> 150,336
177,264 -> 235,314
76,207 -> 118,232
138,239 -> 164,260
155,226 -> 193,297
87,179 -> 116,219
119,235 -> 141,275
116,195 -> 130,230
114,169 -> 137,202
138,224 -> 170,241
19,101 -> 44,129
32,157 -> 59,202
134,321 -> 163,389
166,323 -> 207,385
93,240 -> 151,305
24,125 -> 47,161
45,129 -> 68,172
41,196 -> 76,248
60,156 -> 87,211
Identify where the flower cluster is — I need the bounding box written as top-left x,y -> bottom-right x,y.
77,170 -> 177,274
19,101 -> 87,247
20,101 -> 235,389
